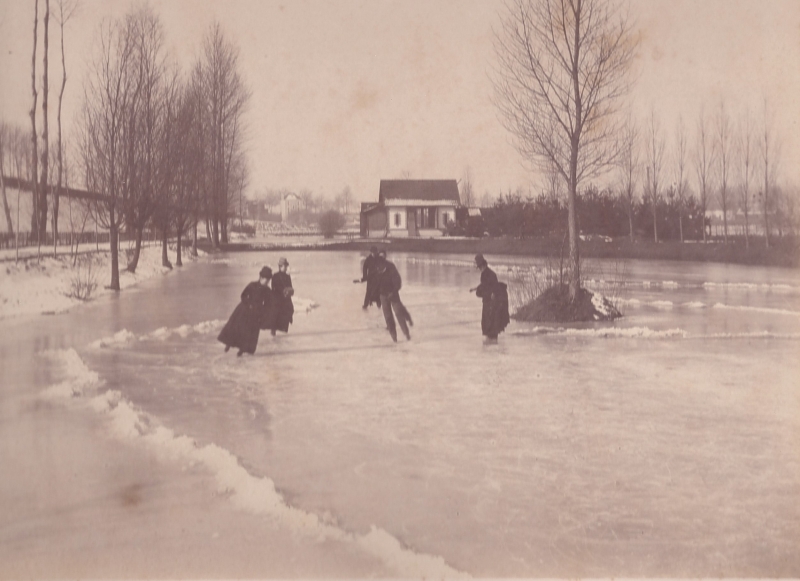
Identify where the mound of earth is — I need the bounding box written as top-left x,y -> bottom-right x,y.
512,284 -> 622,323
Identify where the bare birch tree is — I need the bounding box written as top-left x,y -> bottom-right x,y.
492,0 -> 637,300
714,101 -> 732,243
693,107 -> 714,242
644,110 -> 664,243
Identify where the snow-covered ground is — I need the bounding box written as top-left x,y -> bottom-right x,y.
0,243 -> 204,320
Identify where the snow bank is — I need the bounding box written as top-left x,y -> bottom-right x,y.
39,347 -> 467,579
0,245 -> 206,320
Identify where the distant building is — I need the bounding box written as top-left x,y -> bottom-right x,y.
360,179 -> 460,238
280,192 -> 302,222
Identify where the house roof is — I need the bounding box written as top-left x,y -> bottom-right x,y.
379,180 -> 460,204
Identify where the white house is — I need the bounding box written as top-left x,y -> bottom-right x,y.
280,192 -> 302,222
360,180 -> 460,238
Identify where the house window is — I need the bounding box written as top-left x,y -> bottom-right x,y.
394,212 -> 401,227
420,207 -> 436,228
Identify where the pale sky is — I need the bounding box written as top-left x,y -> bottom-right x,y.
1,0 -> 798,204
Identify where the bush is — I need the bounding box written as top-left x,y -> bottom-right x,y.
318,210 -> 345,238
67,255 -> 98,301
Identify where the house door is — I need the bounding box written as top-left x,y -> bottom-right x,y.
407,209 -> 417,236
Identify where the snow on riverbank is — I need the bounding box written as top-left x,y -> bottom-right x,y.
0,245 -> 205,320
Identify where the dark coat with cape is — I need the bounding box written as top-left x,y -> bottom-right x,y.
218,281 -> 273,354
475,267 -> 510,338
270,271 -> 294,333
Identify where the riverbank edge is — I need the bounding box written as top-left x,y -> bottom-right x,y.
206,236 -> 800,269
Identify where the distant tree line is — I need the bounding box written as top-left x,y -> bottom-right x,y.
452,180 -> 799,244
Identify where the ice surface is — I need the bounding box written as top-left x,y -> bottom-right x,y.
3,250 -> 800,577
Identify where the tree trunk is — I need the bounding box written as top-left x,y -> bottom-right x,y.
30,0 -> 40,240
628,205 -> 634,242
39,0 -> 50,243
127,226 -> 143,273
567,144 -> 580,301
0,174 -> 13,235
161,226 -> 171,268
109,216 -> 120,291
192,220 -> 198,257
176,231 -> 183,266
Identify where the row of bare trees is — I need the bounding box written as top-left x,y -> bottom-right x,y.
78,5 -> 250,289
619,101 -> 782,248
18,0 -> 79,257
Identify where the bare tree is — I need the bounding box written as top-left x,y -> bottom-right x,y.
492,0 -> 638,300
714,101 -> 732,243
617,114 -> 639,241
338,185 -> 353,214
79,15 -> 138,290
644,110 -> 665,243
122,5 -> 170,273
759,100 -> 780,248
52,0 -> 79,253
736,108 -> 755,248
0,123 -> 15,234
460,167 -> 474,207
693,107 -> 714,242
673,115 -> 688,242
194,22 -> 250,247
39,0 -> 51,253
30,0 -> 40,240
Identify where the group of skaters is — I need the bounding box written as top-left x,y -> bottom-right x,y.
217,257 -> 295,356
218,248 -> 509,355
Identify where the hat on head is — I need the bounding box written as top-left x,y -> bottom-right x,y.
278,257 -> 289,267
474,253 -> 487,267
259,266 -> 273,279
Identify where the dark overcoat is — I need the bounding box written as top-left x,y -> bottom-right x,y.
475,267 -> 509,337
270,271 -> 294,333
218,281 -> 273,354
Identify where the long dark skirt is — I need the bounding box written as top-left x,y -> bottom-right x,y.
218,302 -> 262,354
272,298 -> 294,333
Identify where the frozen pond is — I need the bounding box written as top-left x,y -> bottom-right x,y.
2,250 -> 799,577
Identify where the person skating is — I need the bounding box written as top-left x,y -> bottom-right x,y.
375,250 -> 412,342
270,257 -> 294,336
354,245 -> 381,309
470,254 -> 509,341
218,266 -> 274,356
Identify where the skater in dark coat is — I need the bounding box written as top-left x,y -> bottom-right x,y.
376,250 -> 413,342
470,254 -> 509,341
357,246 -> 381,309
270,257 -> 294,336
218,266 -> 274,356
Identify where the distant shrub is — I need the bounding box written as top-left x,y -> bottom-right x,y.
318,210 -> 345,238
